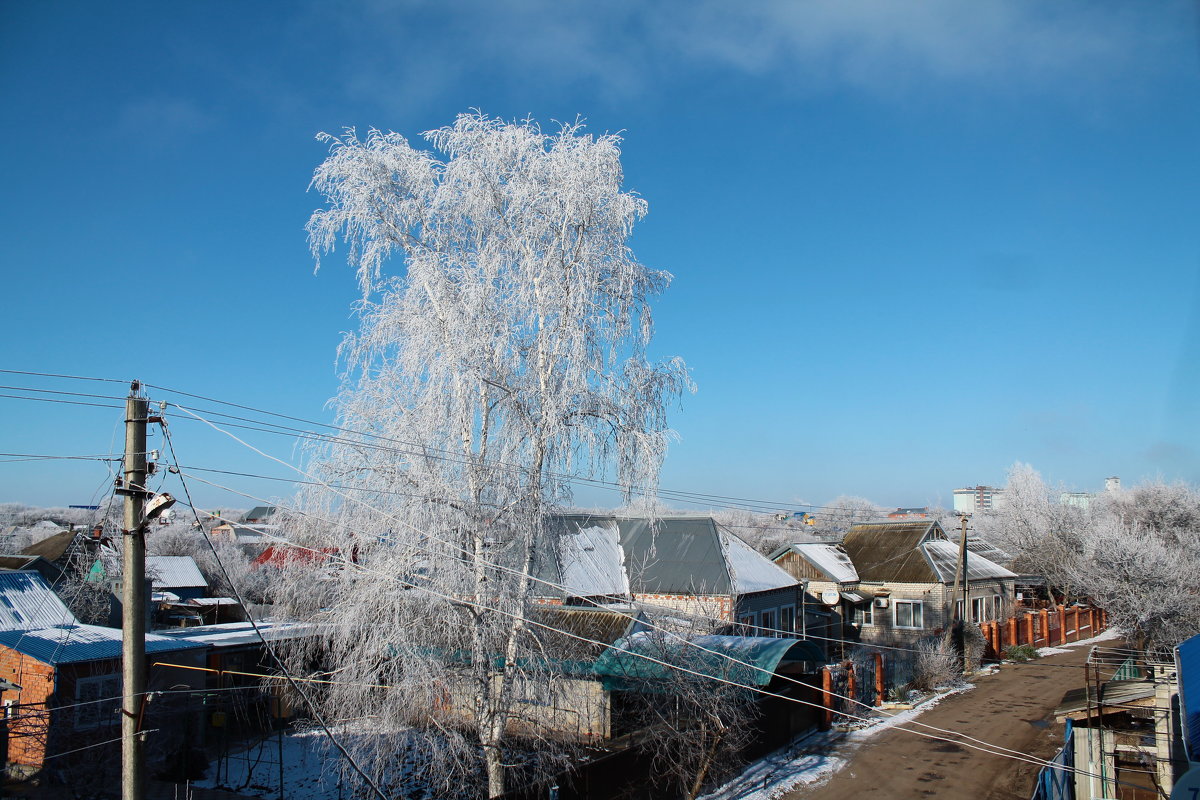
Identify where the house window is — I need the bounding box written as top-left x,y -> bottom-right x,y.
759,610 -> 775,636
851,602 -> 874,626
971,596 -> 991,622
780,606 -> 795,634
993,595 -> 1003,620
75,674 -> 120,730
893,600 -> 923,629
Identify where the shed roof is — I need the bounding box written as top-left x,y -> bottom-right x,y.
0,571 -> 79,630
146,556 -> 208,590
593,632 -> 824,691
156,620 -> 316,648
19,530 -> 82,563
0,624 -> 205,665
770,543 -> 859,584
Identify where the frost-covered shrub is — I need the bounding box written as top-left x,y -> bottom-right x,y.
910,634 -> 961,691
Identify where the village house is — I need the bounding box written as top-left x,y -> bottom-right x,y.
773,519 -> 1016,646
0,571 -> 207,783
539,515 -> 823,641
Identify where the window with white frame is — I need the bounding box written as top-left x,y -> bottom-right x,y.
893,600 -> 923,629
75,674 -> 120,730
851,601 -> 874,626
971,596 -> 991,622
780,606 -> 795,634
759,609 -> 775,636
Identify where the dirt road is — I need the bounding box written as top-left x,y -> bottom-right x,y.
783,644 -> 1098,800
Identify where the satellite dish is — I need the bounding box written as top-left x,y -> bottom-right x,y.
820,590 -> 840,606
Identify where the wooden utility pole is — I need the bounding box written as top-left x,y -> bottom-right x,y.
121,382 -> 148,800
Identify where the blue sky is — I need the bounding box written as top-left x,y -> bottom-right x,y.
2,1 -> 1198,513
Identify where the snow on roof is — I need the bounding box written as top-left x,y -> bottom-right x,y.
156,621 -> 317,648
189,597 -> 238,606
0,571 -> 79,630
719,529 -> 799,594
558,523 -> 628,597
922,540 -> 1017,583
146,556 -> 208,589
0,624 -> 205,665
787,543 -> 860,584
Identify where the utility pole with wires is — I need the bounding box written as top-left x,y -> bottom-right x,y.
119,381 -> 148,800
951,513 -> 971,672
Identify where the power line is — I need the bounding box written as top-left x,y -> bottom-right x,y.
0,369 -> 128,384
168,464 -> 1096,776
159,427 -> 390,800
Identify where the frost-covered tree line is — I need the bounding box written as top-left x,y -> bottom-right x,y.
975,463 -> 1200,652
271,113 -> 692,798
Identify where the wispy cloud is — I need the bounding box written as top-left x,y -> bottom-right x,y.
309,0 -> 1187,111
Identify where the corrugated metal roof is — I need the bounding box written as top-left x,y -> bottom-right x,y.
557,522 -> 629,597
1177,634 -> 1200,760
922,540 -> 1017,582
841,520 -> 944,583
157,621 -> 317,648
529,606 -> 639,662
594,632 -> 824,690
619,517 -> 731,594
0,571 -> 79,630
545,516 -> 794,600
0,624 -> 206,665
1055,680 -> 1156,718
146,556 -> 208,590
778,543 -> 860,583
720,529 -> 798,594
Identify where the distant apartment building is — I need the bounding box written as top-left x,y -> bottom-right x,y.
1059,476 -> 1121,510
952,486 -> 1005,514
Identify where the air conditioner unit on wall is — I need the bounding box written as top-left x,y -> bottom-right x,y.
874,597 -> 889,608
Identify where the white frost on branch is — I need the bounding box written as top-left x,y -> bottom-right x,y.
280,112 -> 692,798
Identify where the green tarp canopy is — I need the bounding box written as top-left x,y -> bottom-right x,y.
593,633 -> 824,692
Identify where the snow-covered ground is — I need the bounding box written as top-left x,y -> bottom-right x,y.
194,727 -> 344,800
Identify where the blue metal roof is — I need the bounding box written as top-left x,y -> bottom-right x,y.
0,624 -> 206,666
0,571 -> 79,630
1176,634 -> 1200,761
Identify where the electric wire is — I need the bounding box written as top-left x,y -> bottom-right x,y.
172,471 -> 1098,778
163,407 -> 1105,769
159,425 -> 390,800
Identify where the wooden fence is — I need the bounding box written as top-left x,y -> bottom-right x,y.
813,605 -> 1108,729
979,605 -> 1107,659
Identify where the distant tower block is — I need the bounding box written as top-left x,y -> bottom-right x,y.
1105,476 -> 1121,493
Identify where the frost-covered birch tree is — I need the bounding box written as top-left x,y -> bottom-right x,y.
281,113 -> 689,798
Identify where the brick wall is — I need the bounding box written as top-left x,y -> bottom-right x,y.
0,645 -> 56,769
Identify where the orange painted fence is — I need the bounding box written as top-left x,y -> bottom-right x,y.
980,605 -> 1107,659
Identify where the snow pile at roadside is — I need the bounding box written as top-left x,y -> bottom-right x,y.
1038,625 -> 1121,657
699,683 -> 973,800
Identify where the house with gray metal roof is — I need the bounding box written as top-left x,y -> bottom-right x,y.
539,516 -> 819,644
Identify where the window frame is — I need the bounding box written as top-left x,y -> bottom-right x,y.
75,673 -> 120,731
893,599 -> 924,630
